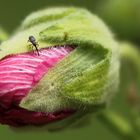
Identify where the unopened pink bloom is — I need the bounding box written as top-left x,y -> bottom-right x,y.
0,46 -> 74,127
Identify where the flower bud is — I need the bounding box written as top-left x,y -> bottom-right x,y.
0,7 -> 120,129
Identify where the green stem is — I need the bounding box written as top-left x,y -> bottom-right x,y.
120,42 -> 140,134
120,42 -> 140,95
97,109 -> 138,140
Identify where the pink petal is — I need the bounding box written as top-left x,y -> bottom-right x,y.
0,46 -> 75,126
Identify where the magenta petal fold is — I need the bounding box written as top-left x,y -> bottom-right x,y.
0,46 -> 74,127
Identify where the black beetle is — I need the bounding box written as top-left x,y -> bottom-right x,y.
28,36 -> 39,55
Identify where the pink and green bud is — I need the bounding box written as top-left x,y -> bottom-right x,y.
0,7 -> 120,129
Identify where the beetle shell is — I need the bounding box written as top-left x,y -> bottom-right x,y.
29,36 -> 36,43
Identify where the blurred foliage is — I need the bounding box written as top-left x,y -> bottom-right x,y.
95,0 -> 140,44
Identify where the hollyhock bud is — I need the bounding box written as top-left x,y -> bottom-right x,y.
0,7 -> 120,129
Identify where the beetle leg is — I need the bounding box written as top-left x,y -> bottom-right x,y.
28,44 -> 34,52
35,45 -> 40,56
34,42 -> 40,56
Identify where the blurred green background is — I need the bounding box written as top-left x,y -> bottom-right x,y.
0,0 -> 139,140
